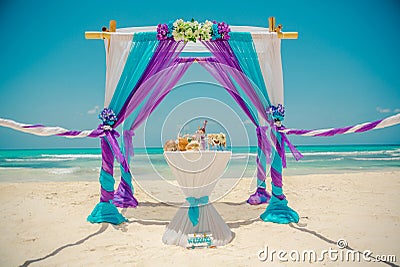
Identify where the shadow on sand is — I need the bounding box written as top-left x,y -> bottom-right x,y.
289,223 -> 399,267
20,223 -> 109,267
123,200 -> 264,229
21,205 -> 396,267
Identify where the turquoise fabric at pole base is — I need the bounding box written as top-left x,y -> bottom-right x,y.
260,132 -> 299,224
260,195 -> 299,224
87,202 -> 128,225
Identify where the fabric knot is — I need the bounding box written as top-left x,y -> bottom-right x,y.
186,196 -> 209,226
94,124 -> 128,173
272,124 -> 303,168
267,104 -> 285,122
123,130 -> 135,159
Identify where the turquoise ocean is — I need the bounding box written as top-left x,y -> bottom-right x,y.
0,145 -> 399,183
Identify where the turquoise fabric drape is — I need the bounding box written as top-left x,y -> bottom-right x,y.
109,32 -> 158,114
260,130 -> 299,224
228,32 -> 271,110
227,33 -> 299,223
229,77 -> 260,124
229,33 -> 272,189
112,41 -> 191,209
87,202 -> 128,224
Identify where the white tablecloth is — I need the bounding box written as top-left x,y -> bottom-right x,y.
162,151 -> 233,247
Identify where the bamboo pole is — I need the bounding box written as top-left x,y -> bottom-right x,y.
85,30 -> 298,40
85,18 -> 298,40
268,16 -> 298,39
268,17 -> 276,32
107,20 -> 116,52
109,20 -> 116,33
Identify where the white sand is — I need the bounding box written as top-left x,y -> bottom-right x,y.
0,171 -> 399,266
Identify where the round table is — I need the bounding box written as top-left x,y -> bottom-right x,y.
162,151 -> 233,247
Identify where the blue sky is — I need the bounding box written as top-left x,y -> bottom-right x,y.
0,0 -> 399,149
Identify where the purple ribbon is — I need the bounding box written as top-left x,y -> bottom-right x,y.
256,126 -> 272,165
257,125 -> 303,168
93,124 -> 129,173
278,128 -> 304,168
123,130 -> 135,160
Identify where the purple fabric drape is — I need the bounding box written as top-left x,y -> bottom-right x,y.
202,41 -> 268,120
113,178 -> 139,208
123,129 -> 135,160
197,52 -> 274,187
100,137 -> 115,203
199,40 -> 303,207
112,41 -> 190,208
202,40 -> 302,171
116,40 -> 186,127
121,58 -> 195,161
197,58 -> 258,124
103,40 -> 187,172
107,39 -> 300,210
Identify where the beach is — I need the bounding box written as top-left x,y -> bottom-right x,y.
0,170 -> 399,266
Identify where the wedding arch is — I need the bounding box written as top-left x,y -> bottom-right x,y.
1,18 -> 399,230
82,18 -> 303,225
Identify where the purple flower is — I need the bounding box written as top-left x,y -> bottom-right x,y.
218,22 -> 231,40
99,108 -> 118,126
157,23 -> 170,40
268,105 -> 285,121
277,104 -> 285,114
210,21 -> 230,41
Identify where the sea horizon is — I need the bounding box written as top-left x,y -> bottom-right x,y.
1,143 -> 400,151
0,144 -> 399,183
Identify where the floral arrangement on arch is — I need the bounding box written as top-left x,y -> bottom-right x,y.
99,108 -> 117,126
157,19 -> 231,42
268,104 -> 285,122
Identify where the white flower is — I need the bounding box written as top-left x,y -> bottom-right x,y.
172,29 -> 184,41
204,20 -> 213,27
173,19 -> 183,28
169,19 -> 217,42
185,28 -> 193,35
193,29 -> 200,39
198,21 -> 212,41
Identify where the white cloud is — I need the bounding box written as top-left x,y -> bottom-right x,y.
87,105 -> 100,115
243,119 -> 253,125
394,108 -> 400,113
376,107 -> 391,113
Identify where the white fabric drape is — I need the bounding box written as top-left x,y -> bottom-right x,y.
104,34 -> 134,108
162,151 -> 233,247
251,32 -> 284,106
0,118 -> 94,138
